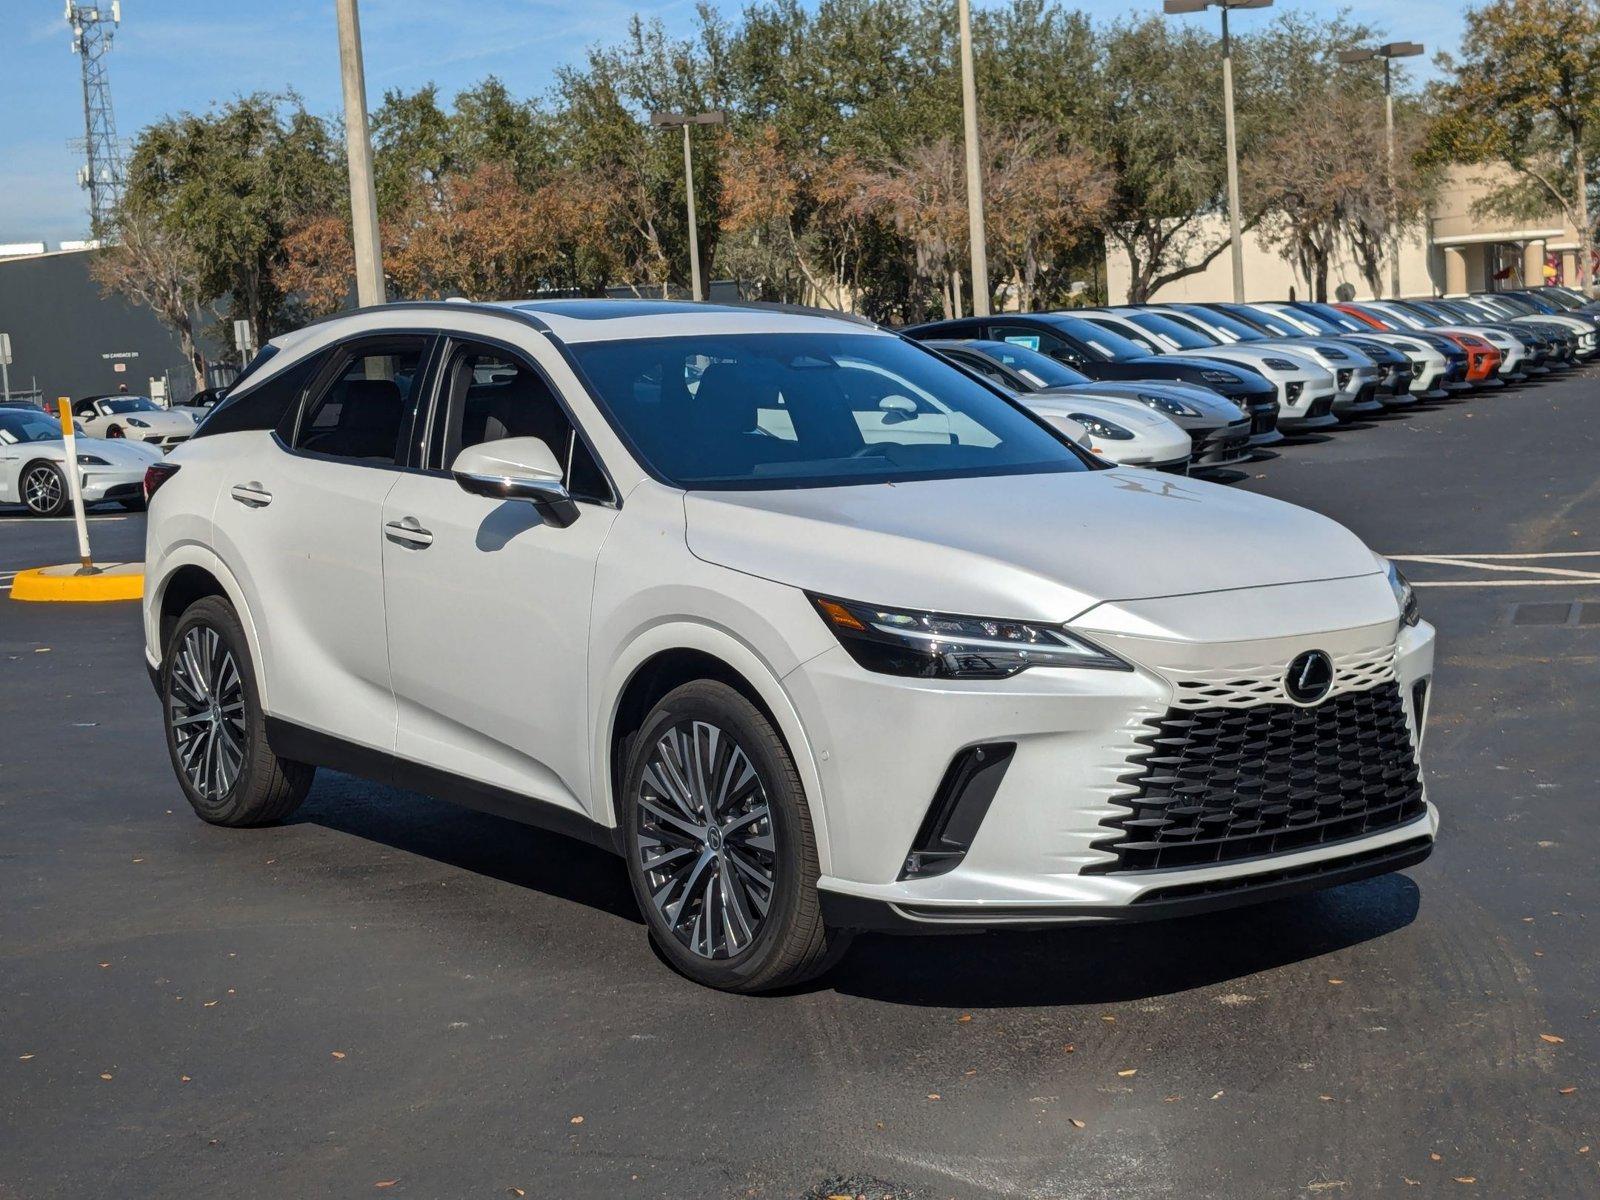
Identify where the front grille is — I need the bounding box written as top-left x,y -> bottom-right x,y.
1190,423 -> 1251,464
1248,409 -> 1276,436
1086,682 -> 1425,874
1309,394 -> 1335,417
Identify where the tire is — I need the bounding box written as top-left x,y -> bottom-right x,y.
119,497 -> 147,512
619,680 -> 847,993
161,596 -> 312,827
20,460 -> 68,517
105,425 -> 124,438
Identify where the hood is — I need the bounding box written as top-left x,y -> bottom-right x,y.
1028,391 -> 1187,431
122,410 -> 195,433
1046,380 -> 1241,420
684,471 -> 1381,623
81,435 -> 162,466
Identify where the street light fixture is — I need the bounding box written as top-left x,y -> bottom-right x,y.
1163,0 -> 1273,303
1339,41 -> 1424,300
650,110 -> 726,302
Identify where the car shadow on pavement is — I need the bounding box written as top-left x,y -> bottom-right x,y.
289,772 -> 644,925
820,873 -> 1421,1008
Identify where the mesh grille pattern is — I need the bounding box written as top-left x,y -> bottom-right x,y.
1170,647 -> 1396,709
1087,682 -> 1425,874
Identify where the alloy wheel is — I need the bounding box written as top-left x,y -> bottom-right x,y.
636,719 -> 777,960
167,625 -> 247,801
22,466 -> 63,515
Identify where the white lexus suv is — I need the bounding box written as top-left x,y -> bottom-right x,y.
142,300 -> 1438,992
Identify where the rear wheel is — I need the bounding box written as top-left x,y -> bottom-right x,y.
162,596 -> 312,826
619,680 -> 847,992
21,461 -> 68,517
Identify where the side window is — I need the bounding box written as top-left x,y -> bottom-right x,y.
294,343 -> 425,465
435,342 -> 608,501
991,325 -> 1085,367
201,351 -> 322,440
949,352 -> 1012,386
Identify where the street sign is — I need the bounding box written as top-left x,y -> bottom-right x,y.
234,319 -> 256,355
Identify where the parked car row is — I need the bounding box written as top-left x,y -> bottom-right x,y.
903,285 -> 1598,472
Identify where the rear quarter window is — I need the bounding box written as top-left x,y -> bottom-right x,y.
194,351 -> 323,439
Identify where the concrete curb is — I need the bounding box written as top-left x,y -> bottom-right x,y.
11,562 -> 144,603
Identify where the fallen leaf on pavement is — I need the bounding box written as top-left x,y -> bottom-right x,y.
1117,1069 -> 1137,1077
1327,979 -> 1344,985
570,1115 -> 585,1124
1430,1153 -> 1442,1162
956,1013 -> 972,1023
181,1075 -> 191,1083
18,1055 -> 33,1061
1558,1086 -> 1577,1095
1540,1034 -> 1565,1044
1069,1118 -> 1085,1129
99,1073 -> 112,1081
330,1051 -> 346,1059
508,1189 -> 526,1197
374,1182 -> 398,1190
1454,1177 -> 1476,1185
1163,1095 -> 1181,1103
926,1094 -> 940,1102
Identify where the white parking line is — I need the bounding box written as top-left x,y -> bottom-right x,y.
1389,551 -> 1600,588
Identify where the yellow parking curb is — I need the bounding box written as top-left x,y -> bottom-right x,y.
10,562 -> 144,603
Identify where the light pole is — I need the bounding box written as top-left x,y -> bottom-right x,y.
1164,0 -> 1272,303
957,0 -> 990,316
651,111 -> 726,302
1339,42 -> 1423,300
335,0 -> 386,307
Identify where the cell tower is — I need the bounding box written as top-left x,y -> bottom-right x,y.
66,1 -> 126,236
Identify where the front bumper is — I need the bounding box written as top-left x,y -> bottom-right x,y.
796,580 -> 1437,927
1188,420 -> 1253,469
80,467 -> 148,503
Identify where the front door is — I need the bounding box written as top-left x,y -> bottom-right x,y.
381,338 -> 619,816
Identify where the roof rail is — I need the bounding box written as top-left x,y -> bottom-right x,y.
294,299 -> 552,334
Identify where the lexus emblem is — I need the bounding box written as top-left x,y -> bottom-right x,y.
1285,650 -> 1334,704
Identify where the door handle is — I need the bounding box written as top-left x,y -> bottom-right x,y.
384,518 -> 433,549
230,482 -> 273,508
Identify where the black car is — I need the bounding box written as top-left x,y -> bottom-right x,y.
923,338 -> 1254,472
904,314 -> 1281,445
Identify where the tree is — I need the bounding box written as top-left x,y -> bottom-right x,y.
1431,0 -> 1600,293
122,94 -> 344,341
90,211 -> 211,390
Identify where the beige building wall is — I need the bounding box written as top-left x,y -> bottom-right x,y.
1104,165 -> 1579,304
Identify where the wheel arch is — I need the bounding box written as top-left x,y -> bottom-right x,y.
147,548 -> 272,710
596,626 -> 832,875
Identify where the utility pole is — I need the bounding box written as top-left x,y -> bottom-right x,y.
65,2 -> 126,237
1340,41 -> 1423,299
650,111 -> 725,302
957,0 -> 990,316
1164,1 -> 1272,303
335,0 -> 386,307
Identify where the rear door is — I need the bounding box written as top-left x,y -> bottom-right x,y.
216,334 -> 434,753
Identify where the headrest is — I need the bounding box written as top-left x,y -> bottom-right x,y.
693,363 -> 770,436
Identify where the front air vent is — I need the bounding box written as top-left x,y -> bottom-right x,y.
899,743 -> 1015,879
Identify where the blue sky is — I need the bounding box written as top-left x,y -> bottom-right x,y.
2,0 -> 1465,245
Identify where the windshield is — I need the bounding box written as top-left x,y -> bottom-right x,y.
567,332 -> 1092,490
1266,305 -> 1340,335
0,411 -> 62,444
968,341 -> 1090,389
1182,307 -> 1268,342
1294,303 -> 1366,333
100,397 -> 158,414
1119,311 -> 1218,350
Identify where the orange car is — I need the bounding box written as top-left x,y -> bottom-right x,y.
1335,304 -> 1502,383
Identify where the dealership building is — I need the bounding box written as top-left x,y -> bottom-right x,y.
1105,165 -> 1591,304
0,244 -> 212,407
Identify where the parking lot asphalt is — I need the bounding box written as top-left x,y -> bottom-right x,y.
3,371 -> 1597,1200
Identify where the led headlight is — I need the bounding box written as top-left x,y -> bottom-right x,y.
1262,357 -> 1300,371
1135,392 -> 1200,418
127,418 -> 150,428
1069,414 -> 1134,440
809,595 -> 1130,679
1385,559 -> 1420,627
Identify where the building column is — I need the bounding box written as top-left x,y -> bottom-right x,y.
1523,239 -> 1546,287
1443,245 -> 1468,295
1561,250 -> 1579,286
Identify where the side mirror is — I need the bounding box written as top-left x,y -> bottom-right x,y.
450,436 -> 580,528
878,394 -> 918,423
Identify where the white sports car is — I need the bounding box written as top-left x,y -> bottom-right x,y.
0,406 -> 160,516
1024,392 -> 1192,471
72,394 -> 196,450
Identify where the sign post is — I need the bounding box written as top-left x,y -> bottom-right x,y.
233,319 -> 257,359
55,398 -> 97,575
1,332 -> 12,403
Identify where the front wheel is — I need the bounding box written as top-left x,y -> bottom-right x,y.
21,461 -> 68,517
619,680 -> 847,992
162,596 -> 312,826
